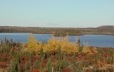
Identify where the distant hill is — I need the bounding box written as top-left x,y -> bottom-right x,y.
0,25 -> 114,36
97,25 -> 114,29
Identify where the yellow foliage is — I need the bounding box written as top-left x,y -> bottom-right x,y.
82,44 -> 91,54
43,37 -> 62,53
24,34 -> 42,53
23,34 -> 79,54
61,37 -> 79,54
61,43 -> 79,54
43,36 -> 79,54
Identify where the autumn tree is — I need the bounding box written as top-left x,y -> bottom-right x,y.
24,33 -> 42,53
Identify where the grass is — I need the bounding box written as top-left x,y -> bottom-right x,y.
0,34 -> 114,72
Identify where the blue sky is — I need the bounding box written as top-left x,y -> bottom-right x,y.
0,0 -> 114,27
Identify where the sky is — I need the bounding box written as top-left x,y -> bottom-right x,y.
0,0 -> 114,28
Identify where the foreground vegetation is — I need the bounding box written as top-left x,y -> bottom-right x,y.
0,34 -> 114,72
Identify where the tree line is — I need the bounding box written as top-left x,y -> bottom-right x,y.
0,26 -> 114,36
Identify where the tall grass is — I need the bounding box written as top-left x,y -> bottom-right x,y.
0,34 -> 114,72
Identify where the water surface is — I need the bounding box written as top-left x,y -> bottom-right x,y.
0,33 -> 114,48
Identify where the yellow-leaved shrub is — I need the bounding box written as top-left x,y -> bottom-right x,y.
23,34 -> 79,54
43,37 -> 62,53
61,37 -> 79,54
43,36 -> 79,54
82,44 -> 91,54
24,34 -> 42,53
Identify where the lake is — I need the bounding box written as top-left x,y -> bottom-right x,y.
0,33 -> 114,48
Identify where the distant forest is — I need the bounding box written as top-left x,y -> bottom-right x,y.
0,26 -> 114,36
